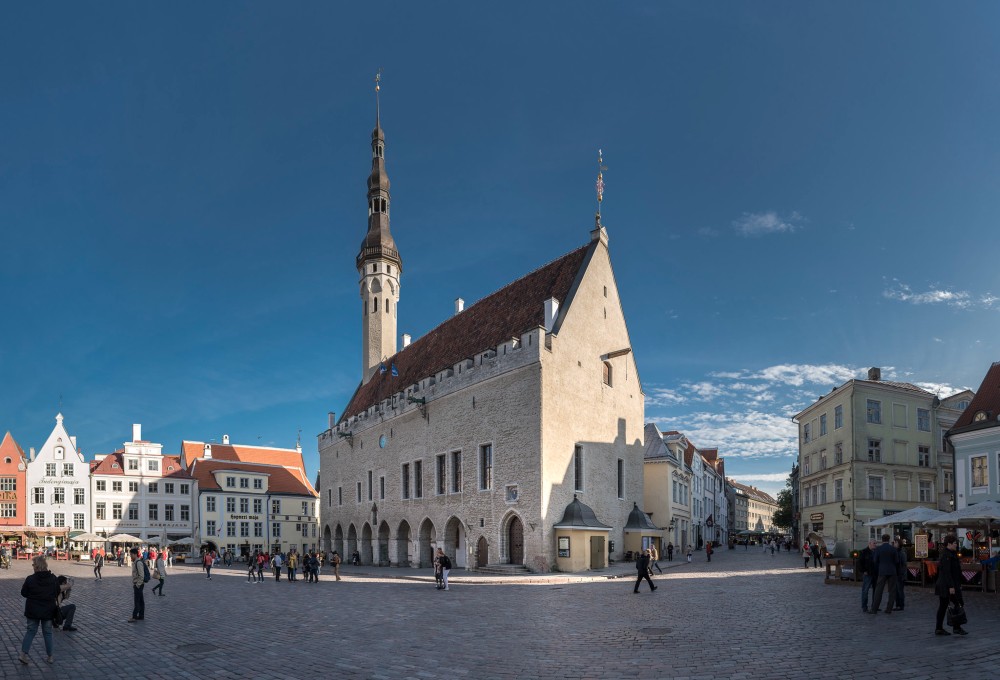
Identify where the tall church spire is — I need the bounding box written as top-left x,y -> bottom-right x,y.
358,72 -> 402,384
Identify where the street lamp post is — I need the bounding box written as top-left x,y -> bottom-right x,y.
841,502 -> 853,555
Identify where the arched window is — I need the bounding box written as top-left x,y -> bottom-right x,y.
373,297 -> 379,313
385,298 -> 389,314
603,361 -> 613,387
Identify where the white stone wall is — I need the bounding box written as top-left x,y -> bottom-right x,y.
25,414 -> 90,539
320,238 -> 646,572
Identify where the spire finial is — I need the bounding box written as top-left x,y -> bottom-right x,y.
375,69 -> 382,127
595,148 -> 606,225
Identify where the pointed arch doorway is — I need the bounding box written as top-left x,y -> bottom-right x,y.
476,536 -> 489,567
508,516 -> 524,565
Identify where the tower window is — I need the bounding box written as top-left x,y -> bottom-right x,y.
387,265 -> 392,274
603,361 -> 613,386
385,298 -> 389,313
373,298 -> 379,313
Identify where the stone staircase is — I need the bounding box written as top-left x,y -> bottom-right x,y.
469,563 -> 531,576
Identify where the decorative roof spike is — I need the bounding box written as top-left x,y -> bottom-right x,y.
595,148 -> 607,225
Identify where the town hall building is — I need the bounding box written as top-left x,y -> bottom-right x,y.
318,100 -> 645,572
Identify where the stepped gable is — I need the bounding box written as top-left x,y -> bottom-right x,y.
952,361 -> 1000,430
341,243 -> 590,421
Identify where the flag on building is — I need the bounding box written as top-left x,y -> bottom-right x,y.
391,363 -> 398,377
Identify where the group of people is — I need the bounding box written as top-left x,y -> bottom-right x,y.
858,533 -> 969,636
261,549 -> 333,583
802,541 -> 824,568
17,555 -> 79,664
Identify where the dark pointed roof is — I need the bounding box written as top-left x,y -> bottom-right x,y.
340,243 -> 590,421
553,494 -> 611,529
951,361 -> 1000,431
624,502 -> 660,531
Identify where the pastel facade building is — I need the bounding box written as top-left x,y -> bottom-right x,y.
25,414 -> 89,547
182,438 -> 318,556
795,367 -> 957,554
0,432 -> 28,541
948,362 -> 1000,509
90,424 -> 195,545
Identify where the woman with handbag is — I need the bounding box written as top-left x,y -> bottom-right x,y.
151,551 -> 167,596
18,554 -> 60,664
934,534 -> 968,636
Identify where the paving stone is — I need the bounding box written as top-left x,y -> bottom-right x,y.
2,550 -> 997,677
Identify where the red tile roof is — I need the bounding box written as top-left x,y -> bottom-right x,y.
952,361 -> 1000,430
189,459 -> 318,497
340,244 -> 590,421
727,479 -> 777,504
89,451 -> 192,478
181,441 -> 310,486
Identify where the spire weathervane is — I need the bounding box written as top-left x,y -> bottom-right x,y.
375,69 -> 382,126
595,149 -> 607,225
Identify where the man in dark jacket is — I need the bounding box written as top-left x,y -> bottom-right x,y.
633,549 -> 657,593
869,534 -> 900,615
19,555 -> 60,664
858,539 -> 877,612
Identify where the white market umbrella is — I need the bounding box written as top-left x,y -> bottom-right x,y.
168,537 -> 195,545
922,500 -> 1000,528
867,506 -> 948,527
70,532 -> 104,542
107,533 -> 143,543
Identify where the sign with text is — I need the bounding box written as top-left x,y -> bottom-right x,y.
915,533 -> 929,559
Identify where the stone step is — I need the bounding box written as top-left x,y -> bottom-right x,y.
470,563 -> 531,575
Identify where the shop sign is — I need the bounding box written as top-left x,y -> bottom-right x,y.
809,513 -> 824,521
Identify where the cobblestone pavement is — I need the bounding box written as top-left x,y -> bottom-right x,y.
2,548 -> 998,679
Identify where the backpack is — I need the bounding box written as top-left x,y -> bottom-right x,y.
141,559 -> 151,583
440,555 -> 452,570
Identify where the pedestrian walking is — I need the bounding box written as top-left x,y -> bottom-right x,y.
802,541 -> 811,568
934,534 -> 968,635
332,551 -> 342,581
166,546 -> 173,569
870,534 -> 900,615
439,549 -> 451,591
247,552 -> 259,583
666,542 -> 674,561
203,551 -> 213,580
893,539 -> 907,611
127,548 -> 147,623
811,542 -> 823,568
769,540 -> 776,556
256,552 -> 265,582
633,549 -> 657,593
686,546 -> 693,563
858,539 -> 877,612
287,551 -> 297,582
271,552 -> 283,581
649,546 -> 663,573
151,551 -> 166,596
18,555 -> 60,665
706,542 -> 713,562
433,550 -> 444,589
93,550 -> 104,580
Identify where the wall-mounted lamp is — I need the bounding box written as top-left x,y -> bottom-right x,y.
840,502 -> 850,519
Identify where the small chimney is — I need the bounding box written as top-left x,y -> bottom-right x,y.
328,412 -> 336,430
204,443 -> 212,459
132,424 -> 142,442
402,333 -> 411,348
222,434 -> 230,445
29,447 -> 35,462
868,367 -> 882,381
544,297 -> 560,331
455,298 -> 464,315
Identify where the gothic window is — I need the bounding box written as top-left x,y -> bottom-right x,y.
373,298 -> 378,313
385,298 -> 389,313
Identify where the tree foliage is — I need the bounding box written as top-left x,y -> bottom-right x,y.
772,476 -> 794,529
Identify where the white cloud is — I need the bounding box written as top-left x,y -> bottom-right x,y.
913,382 -> 969,398
646,388 -> 687,407
684,381 -> 728,400
728,472 -> 790,483
680,410 -> 797,460
732,211 -> 803,237
883,281 -> 999,310
717,363 -> 862,387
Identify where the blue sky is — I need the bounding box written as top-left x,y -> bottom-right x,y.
2,3 -> 998,497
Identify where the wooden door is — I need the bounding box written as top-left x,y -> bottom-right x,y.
508,517 -> 524,565
590,536 -> 605,569
476,536 -> 489,567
